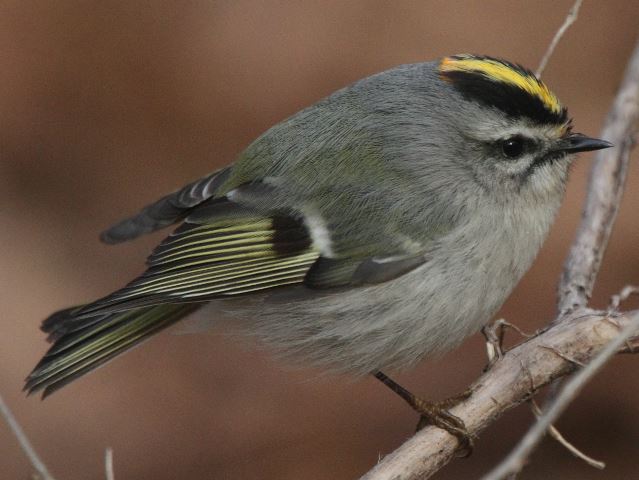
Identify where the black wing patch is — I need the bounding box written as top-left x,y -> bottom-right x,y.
79,208 -> 319,316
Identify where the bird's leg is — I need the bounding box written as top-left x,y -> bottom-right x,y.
372,370 -> 474,456
482,319 -> 532,371
482,321 -> 505,371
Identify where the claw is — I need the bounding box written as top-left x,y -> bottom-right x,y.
413,397 -> 475,457
372,370 -> 475,457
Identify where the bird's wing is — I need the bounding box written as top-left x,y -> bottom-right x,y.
100,167 -> 231,244
76,181 -> 428,317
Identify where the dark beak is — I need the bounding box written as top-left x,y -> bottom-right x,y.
557,133 -> 613,154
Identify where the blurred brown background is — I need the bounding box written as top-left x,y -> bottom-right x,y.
1,1 -> 638,479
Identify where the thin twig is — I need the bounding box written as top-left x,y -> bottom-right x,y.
609,285 -> 639,312
536,0 -> 583,77
105,447 -> 115,480
0,393 -> 56,480
480,312 -> 639,480
530,400 -> 605,469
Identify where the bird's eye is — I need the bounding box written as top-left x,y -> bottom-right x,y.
500,136 -> 525,159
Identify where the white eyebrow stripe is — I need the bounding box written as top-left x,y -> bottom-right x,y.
480,124 -> 561,143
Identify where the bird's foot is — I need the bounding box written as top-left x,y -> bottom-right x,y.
482,322 -> 505,371
413,391 -> 474,457
372,370 -> 474,457
482,319 -> 532,372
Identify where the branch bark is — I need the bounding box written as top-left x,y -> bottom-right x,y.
361,34 -> 639,480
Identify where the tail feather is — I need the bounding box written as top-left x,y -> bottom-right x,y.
26,303 -> 200,398
40,306 -> 85,340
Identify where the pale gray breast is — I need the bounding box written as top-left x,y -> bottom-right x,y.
209,170 -> 565,375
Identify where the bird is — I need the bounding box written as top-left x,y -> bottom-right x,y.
25,54 -> 611,451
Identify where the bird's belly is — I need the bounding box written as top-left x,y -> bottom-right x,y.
213,202 -> 555,374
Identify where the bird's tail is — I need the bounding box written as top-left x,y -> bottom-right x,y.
25,303 -> 201,398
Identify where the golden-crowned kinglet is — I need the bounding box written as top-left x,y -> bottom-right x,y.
27,54 -> 611,448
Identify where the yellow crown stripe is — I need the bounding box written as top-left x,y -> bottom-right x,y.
440,56 -> 562,115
